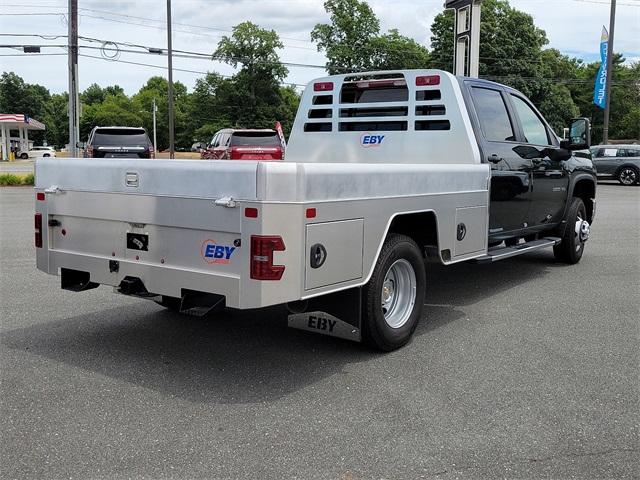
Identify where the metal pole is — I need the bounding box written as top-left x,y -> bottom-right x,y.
67,0 -> 79,157
152,98 -> 157,152
166,0 -> 175,159
602,0 -> 616,144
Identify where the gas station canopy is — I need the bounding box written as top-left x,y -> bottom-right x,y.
0,113 -> 46,161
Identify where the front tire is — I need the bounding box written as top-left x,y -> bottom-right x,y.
553,197 -> 589,264
362,234 -> 426,351
617,167 -> 638,186
20,153 -> 28,159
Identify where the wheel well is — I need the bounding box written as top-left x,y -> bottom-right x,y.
572,179 -> 595,222
387,211 -> 438,256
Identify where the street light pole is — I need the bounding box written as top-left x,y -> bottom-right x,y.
602,0 -> 616,144
166,0 -> 175,159
152,98 -> 157,153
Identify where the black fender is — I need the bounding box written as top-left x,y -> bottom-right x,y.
557,173 -> 596,237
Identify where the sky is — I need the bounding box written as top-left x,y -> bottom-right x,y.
0,0 -> 639,96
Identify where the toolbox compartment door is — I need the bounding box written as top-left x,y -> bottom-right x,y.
305,219 -> 364,290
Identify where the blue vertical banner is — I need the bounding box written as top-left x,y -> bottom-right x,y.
593,27 -> 609,109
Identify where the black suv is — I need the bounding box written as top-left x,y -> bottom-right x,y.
85,126 -> 155,158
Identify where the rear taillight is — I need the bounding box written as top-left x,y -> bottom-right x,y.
230,147 -> 242,160
35,213 -> 42,248
273,146 -> 283,160
416,75 -> 440,86
250,235 -> 285,280
314,81 -> 334,92
86,145 -> 94,158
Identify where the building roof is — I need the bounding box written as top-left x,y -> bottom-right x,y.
0,114 -> 46,130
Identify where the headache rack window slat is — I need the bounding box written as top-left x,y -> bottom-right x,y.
416,90 -> 441,101
308,109 -> 332,119
415,105 -> 446,116
340,106 -> 408,118
312,95 -> 333,105
415,120 -> 451,131
339,121 -> 408,132
341,84 -> 409,104
304,122 -> 332,132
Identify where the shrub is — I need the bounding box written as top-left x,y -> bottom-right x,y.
0,173 -> 35,186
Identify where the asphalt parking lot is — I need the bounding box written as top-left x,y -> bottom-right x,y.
1,184 -> 638,479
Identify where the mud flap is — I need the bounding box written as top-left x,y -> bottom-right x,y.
287,287 -> 362,342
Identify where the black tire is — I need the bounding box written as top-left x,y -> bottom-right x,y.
20,153 -> 28,159
157,295 -> 182,311
362,234 -> 426,351
617,166 -> 639,186
553,197 -> 588,264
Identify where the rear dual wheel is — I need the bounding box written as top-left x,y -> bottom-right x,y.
362,234 -> 426,351
553,197 -> 589,264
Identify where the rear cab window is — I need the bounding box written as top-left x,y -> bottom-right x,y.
231,132 -> 280,147
92,129 -> 150,146
470,87 -> 516,142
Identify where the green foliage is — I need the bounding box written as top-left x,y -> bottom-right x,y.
0,173 -> 33,186
312,0 -> 429,73
22,173 -> 35,185
311,0 -> 381,73
211,22 -> 299,138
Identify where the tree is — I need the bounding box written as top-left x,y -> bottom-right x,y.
369,29 -> 430,71
311,0 -> 380,74
42,93 -> 68,149
0,72 -> 49,118
132,76 -> 190,150
212,22 -> 297,132
79,93 -> 142,141
429,0 -> 579,135
81,84 -> 106,105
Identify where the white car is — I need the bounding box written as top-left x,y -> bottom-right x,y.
19,146 -> 56,159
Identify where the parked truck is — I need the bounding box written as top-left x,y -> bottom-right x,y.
35,70 -> 596,351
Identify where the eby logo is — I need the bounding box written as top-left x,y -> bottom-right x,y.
360,133 -> 385,148
201,239 -> 236,265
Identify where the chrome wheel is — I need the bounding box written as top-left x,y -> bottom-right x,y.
618,168 -> 638,185
574,215 -> 590,252
381,259 -> 417,329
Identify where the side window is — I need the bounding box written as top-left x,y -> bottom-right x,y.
510,95 -> 550,146
471,87 -> 515,142
617,149 -> 627,157
211,134 -> 220,148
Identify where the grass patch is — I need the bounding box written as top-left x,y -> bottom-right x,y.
0,173 -> 34,186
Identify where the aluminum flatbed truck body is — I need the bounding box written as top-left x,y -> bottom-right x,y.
35,70 -> 596,350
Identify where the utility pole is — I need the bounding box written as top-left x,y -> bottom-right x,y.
166,0 -> 175,159
152,98 -> 158,152
602,0 -> 616,144
67,0 -> 80,156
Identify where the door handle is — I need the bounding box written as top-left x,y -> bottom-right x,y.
488,154 -> 503,163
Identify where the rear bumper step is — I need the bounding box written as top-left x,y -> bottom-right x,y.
474,237 -> 561,264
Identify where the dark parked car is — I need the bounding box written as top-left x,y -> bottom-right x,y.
590,144 -> 640,185
84,126 -> 155,158
201,129 -> 283,160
